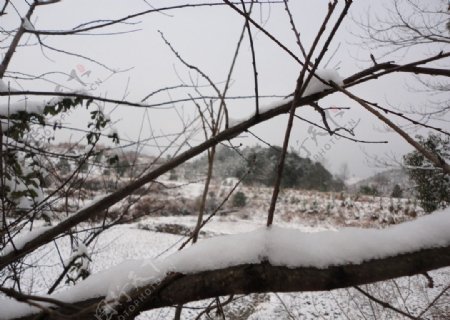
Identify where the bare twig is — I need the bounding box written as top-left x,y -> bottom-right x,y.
354,286 -> 419,320
240,0 -> 260,115
282,0 -> 308,60
223,0 -> 304,66
332,83 -> 450,175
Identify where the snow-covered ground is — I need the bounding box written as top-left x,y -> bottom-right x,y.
99,215 -> 450,320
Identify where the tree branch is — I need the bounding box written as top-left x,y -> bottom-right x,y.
10,245 -> 450,320
332,84 -> 450,175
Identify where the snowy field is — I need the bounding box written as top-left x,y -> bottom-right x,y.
4,211 -> 449,320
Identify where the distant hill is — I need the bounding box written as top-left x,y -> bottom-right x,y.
348,168 -> 413,197
185,145 -> 344,192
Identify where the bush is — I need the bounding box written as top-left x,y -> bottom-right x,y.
232,191 -> 247,207
391,184 -> 403,198
359,185 -> 379,196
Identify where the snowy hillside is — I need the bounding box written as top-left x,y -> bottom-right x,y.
348,168 -> 413,197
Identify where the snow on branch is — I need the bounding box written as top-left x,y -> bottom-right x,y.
0,97 -> 62,117
1,226 -> 52,257
1,207 -> 449,319
229,69 -> 344,126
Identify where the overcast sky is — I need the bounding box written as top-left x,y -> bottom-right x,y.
2,0 -> 449,180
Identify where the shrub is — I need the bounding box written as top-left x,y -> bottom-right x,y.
359,185 -> 379,196
391,184 -> 403,198
232,191 -> 247,207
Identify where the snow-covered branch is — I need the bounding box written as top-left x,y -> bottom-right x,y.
3,208 -> 450,319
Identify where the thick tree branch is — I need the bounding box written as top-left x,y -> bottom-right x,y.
10,244 -> 450,320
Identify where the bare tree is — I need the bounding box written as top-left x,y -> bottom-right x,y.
353,0 -> 450,122
0,1 -> 449,319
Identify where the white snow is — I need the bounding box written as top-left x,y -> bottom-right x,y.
0,97 -> 58,117
163,206 -> 449,270
0,79 -> 17,92
1,225 -> 52,256
0,206 -> 448,318
22,18 -> 35,31
1,194 -> 108,259
0,299 -> 37,319
301,69 -> 343,97
345,175 -> 363,185
0,93 -> 85,120
65,243 -> 89,266
228,97 -> 292,127
229,69 -> 343,126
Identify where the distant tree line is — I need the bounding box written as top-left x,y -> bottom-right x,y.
187,146 -> 344,192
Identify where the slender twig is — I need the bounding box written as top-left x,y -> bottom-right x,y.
0,0 -> 11,16
0,2 -> 37,78
179,167 -> 249,250
361,99 -> 449,136
283,0 -> 308,60
332,83 -> 450,174
267,0 -> 349,226
294,114 -> 387,144
0,90 -> 166,108
240,0 -> 259,115
354,286 -> 419,320
309,102 -> 355,136
194,295 -> 234,320
26,2 -> 284,36
416,284 -> 450,319
274,293 -> 296,320
343,51 -> 450,86
0,286 -> 81,312
223,0 -> 304,65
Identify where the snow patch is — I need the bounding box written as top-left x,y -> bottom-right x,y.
301,69 -> 343,97
0,97 -> 60,117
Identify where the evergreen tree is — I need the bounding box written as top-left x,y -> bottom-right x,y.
359,185 -> 379,196
114,157 -> 130,177
57,158 -> 71,175
404,134 -> 450,212
391,184 -> 403,198
202,145 -> 344,191
232,191 -> 247,207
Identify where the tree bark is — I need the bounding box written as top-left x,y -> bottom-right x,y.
11,244 -> 450,320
